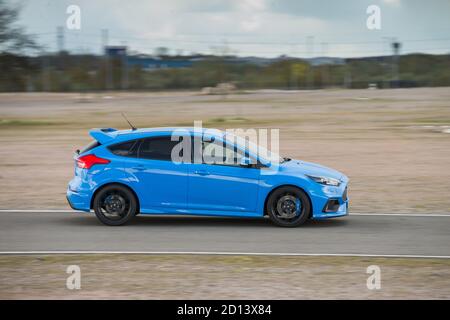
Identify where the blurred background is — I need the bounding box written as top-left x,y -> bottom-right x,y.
1,0 -> 450,92
0,0 -> 449,213
1,0 -> 450,300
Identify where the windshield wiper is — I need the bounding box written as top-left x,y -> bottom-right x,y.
282,157 -> 291,163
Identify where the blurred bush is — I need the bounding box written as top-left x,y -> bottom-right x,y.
1,53 -> 449,92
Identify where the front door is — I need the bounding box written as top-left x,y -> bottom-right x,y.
188,138 -> 260,214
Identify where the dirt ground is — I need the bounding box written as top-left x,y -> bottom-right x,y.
0,87 -> 450,212
0,254 -> 449,299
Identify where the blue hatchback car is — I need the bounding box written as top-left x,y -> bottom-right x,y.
67,127 -> 349,227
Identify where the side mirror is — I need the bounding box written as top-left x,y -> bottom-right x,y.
240,156 -> 252,167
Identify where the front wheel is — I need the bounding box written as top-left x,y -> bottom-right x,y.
266,186 -> 311,227
93,184 -> 137,226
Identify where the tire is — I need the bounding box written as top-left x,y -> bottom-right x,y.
266,186 -> 310,227
93,184 -> 138,226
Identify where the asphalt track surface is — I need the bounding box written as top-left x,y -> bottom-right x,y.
0,211 -> 449,258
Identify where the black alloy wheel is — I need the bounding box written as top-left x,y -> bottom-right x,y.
93,184 -> 137,226
266,186 -> 310,227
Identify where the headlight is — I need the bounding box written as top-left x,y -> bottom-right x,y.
306,175 -> 341,186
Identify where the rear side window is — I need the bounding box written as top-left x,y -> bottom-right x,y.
108,140 -> 140,157
80,140 -> 101,154
139,136 -> 181,161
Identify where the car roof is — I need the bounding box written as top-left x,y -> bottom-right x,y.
116,127 -> 225,137
90,127 -> 226,144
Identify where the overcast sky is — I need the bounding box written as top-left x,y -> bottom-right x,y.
11,0 -> 450,57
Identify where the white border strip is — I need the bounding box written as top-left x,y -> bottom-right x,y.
0,251 -> 449,259
350,213 -> 450,217
1,209 -> 450,217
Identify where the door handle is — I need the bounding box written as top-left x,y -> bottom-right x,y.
194,170 -> 210,176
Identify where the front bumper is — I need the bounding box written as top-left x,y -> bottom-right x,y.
310,181 -> 349,220
313,201 -> 348,219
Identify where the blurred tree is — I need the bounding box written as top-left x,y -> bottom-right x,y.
291,63 -> 308,89
0,0 -> 41,91
0,0 -> 38,53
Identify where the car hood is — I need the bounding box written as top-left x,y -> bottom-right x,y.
279,159 -> 347,181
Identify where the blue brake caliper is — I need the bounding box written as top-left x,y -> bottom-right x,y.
295,198 -> 302,216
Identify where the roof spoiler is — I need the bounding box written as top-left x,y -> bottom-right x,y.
89,128 -> 119,144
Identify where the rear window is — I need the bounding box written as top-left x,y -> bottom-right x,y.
80,140 -> 101,154
108,139 -> 140,157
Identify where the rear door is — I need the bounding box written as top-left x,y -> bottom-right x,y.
133,135 -> 188,212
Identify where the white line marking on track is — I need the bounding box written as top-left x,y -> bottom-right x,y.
0,251 -> 449,259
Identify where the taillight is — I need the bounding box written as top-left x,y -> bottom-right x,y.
76,154 -> 110,169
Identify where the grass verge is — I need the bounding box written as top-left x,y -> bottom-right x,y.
0,254 -> 449,299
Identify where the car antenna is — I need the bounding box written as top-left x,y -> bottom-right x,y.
121,112 -> 137,131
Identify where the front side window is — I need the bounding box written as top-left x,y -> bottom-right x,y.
201,139 -> 245,166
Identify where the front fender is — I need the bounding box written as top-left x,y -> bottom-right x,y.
256,173 -> 315,216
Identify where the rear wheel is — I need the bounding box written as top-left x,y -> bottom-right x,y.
93,184 -> 137,226
266,186 -> 310,227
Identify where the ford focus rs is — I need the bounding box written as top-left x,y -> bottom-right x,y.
67,127 -> 349,227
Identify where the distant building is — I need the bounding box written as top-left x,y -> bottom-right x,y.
103,46 -> 346,70
105,46 -> 127,58
127,55 -> 194,70
104,46 -> 194,70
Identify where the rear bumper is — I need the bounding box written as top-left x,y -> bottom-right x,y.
66,188 -> 90,212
